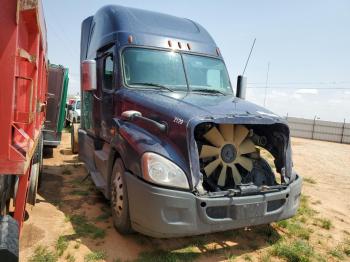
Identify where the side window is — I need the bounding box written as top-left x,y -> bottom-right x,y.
103,55 -> 114,90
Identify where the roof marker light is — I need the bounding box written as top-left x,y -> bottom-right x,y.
187,43 -> 191,50
168,40 -> 172,48
128,35 -> 133,44
178,42 -> 182,49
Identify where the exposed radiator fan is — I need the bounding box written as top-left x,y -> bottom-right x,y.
199,124 -> 257,186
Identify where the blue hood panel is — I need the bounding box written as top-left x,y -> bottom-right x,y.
119,89 -> 285,125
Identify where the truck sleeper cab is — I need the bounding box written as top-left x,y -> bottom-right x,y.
78,5 -> 302,238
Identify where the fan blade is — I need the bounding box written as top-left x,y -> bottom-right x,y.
200,145 -> 220,158
229,163 -> 242,185
236,156 -> 253,171
239,139 -> 256,155
218,164 -> 227,186
204,158 -> 221,176
219,124 -> 234,142
204,126 -> 225,147
234,125 -> 249,146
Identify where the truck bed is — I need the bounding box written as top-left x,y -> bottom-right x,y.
0,0 -> 48,175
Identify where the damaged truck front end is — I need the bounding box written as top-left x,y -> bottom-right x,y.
79,5 -> 302,238
125,111 -> 301,238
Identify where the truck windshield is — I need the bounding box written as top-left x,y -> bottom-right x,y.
122,48 -> 187,91
122,48 -> 232,94
183,54 -> 232,94
75,101 -> 81,109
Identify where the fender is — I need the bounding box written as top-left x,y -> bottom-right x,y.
109,118 -> 192,188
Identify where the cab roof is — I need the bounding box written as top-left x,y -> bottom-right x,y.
81,5 -> 220,60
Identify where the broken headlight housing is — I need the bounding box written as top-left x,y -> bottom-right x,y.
141,152 -> 189,189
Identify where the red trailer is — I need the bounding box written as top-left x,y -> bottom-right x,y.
0,0 -> 48,260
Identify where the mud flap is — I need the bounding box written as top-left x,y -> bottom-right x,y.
0,215 -> 19,262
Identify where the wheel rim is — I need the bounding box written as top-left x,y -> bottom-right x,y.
112,171 -> 124,217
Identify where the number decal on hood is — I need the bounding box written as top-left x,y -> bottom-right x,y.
173,117 -> 184,125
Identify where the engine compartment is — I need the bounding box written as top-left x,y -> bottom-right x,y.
194,122 -> 291,194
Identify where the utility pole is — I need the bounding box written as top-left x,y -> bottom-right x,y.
263,62 -> 270,107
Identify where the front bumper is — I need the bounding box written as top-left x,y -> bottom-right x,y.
125,173 -> 302,238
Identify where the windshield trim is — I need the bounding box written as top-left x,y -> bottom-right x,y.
119,46 -> 233,95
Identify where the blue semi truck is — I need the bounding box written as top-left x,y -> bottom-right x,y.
74,5 -> 302,238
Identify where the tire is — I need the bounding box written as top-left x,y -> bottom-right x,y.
0,176 -> 12,216
0,215 -> 19,262
27,136 -> 42,206
110,159 -> 132,234
37,134 -> 44,189
71,123 -> 79,154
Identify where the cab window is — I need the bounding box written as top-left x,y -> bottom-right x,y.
103,55 -> 114,90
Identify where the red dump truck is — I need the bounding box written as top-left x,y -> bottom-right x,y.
0,0 -> 48,260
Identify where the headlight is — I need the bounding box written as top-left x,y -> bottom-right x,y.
141,152 -> 189,189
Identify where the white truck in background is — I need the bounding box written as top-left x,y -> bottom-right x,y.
65,98 -> 81,127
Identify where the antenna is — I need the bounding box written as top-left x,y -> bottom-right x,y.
242,38 -> 256,76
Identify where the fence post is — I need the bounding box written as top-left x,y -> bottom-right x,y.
312,115 -> 317,140
340,119 -> 346,144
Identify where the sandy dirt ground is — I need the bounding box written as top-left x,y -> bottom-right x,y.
19,133 -> 350,261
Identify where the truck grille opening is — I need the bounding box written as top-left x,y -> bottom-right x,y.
194,122 -> 288,193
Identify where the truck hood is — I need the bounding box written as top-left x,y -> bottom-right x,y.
120,89 -> 282,122
118,89 -> 289,189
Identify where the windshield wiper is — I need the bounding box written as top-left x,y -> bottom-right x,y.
129,82 -> 174,92
192,88 -> 226,95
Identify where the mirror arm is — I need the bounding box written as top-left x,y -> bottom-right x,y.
93,93 -> 102,101
121,111 -> 167,133
134,115 -> 167,133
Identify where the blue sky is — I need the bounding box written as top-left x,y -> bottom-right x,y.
42,0 -> 350,121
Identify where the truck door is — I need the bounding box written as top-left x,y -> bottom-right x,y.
96,46 -> 116,142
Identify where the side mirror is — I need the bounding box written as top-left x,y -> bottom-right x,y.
236,75 -> 247,99
67,104 -> 73,110
81,60 -> 96,91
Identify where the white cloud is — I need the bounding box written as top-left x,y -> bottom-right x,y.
295,88 -> 319,95
291,93 -> 303,100
270,90 -> 288,97
329,99 -> 342,105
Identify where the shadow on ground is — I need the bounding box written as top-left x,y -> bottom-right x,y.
35,143 -> 281,261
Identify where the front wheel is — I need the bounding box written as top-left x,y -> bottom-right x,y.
110,159 -> 132,234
